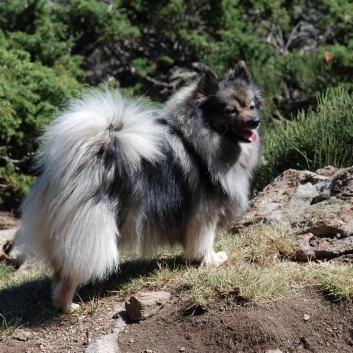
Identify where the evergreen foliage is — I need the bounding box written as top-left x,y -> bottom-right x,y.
0,48 -> 84,207
253,87 -> 353,192
0,0 -> 352,208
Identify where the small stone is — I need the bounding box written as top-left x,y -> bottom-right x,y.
84,333 -> 119,353
125,291 -> 171,321
303,314 -> 310,321
12,329 -> 32,341
179,348 -> 186,352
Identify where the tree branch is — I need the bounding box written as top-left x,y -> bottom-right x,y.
0,155 -> 32,165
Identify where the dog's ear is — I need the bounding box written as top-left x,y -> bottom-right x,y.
196,66 -> 219,96
228,61 -> 251,83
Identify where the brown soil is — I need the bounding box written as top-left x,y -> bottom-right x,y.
1,214 -> 353,353
0,285 -> 352,353
0,211 -> 19,229
118,288 -> 353,353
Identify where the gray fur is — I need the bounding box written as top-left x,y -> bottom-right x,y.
14,62 -> 262,313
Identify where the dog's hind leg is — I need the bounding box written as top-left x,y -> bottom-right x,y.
51,270 -> 61,291
183,221 -> 228,267
49,202 -> 119,314
52,276 -> 80,314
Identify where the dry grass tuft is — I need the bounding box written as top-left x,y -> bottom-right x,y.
113,224 -> 353,308
1,223 -> 353,319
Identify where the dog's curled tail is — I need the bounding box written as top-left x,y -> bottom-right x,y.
14,88 -> 165,285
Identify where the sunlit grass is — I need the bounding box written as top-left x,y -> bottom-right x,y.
0,263 -> 14,282
1,224 -> 353,316
113,224 -> 353,308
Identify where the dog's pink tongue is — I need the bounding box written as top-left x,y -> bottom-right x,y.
240,130 -> 257,142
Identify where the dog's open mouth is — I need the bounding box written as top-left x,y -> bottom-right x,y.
224,124 -> 258,143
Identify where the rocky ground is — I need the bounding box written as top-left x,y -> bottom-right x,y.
1,284 -> 353,353
230,165 -> 353,261
1,166 -> 353,353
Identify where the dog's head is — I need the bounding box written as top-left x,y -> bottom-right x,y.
195,61 -> 262,144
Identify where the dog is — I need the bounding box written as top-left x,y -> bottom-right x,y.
14,61 -> 262,313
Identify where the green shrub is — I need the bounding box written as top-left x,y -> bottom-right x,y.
253,87 -> 353,192
0,48 -> 84,208
1,0 -> 353,209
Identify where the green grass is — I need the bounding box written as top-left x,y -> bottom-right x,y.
0,263 -> 14,282
0,313 -> 22,335
1,223 -> 353,329
111,224 -> 353,309
0,267 -> 56,330
253,87 -> 353,192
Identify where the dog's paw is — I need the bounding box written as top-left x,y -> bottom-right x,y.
62,302 -> 80,314
70,302 -> 80,312
213,251 -> 228,265
200,250 -> 228,267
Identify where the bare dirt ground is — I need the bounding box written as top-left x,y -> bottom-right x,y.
123,289 -> 353,353
1,286 -> 353,353
1,212 -> 353,353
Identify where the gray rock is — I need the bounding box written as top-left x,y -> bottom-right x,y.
12,329 -> 32,341
230,166 -> 353,261
110,303 -> 128,332
303,314 -> 310,321
0,228 -> 17,248
125,291 -> 171,321
0,227 -> 28,267
0,228 -> 17,262
84,333 -> 119,353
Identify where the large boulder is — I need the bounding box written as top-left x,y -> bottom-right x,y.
230,166 -> 353,261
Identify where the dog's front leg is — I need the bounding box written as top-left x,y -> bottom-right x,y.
183,222 -> 228,266
200,248 -> 228,267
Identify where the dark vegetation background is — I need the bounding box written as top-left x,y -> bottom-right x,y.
0,0 -> 352,210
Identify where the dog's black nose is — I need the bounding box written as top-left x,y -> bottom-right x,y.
248,117 -> 260,128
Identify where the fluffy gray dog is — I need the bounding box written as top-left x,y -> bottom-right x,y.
15,61 -> 262,313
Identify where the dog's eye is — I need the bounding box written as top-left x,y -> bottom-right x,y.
250,105 -> 255,110
225,108 -> 237,116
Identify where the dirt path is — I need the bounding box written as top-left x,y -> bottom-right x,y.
1,286 -> 352,353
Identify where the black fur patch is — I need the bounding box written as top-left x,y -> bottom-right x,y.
95,132 -> 192,233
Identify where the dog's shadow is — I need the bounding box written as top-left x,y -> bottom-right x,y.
0,254 -> 187,328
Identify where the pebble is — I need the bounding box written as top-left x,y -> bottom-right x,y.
12,330 -> 32,341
